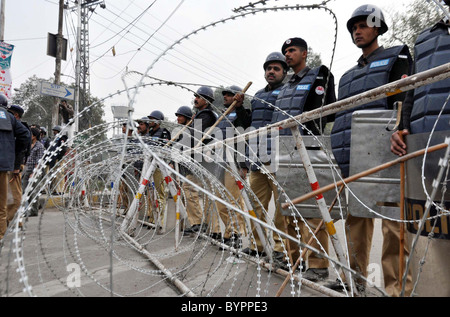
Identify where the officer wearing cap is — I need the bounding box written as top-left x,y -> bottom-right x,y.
240,52 -> 289,258
0,94 -> 30,239
328,4 -> 413,295
269,37 -> 336,277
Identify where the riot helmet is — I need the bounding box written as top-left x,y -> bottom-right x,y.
263,52 -> 289,72
222,85 -> 242,96
148,110 -> 165,122
175,106 -> 193,119
195,86 -> 215,102
347,4 -> 388,36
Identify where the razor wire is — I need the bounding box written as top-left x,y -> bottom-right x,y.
1,0 -> 449,298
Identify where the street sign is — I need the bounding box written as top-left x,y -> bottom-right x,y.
39,81 -> 74,100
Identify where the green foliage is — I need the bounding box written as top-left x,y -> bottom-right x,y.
307,47 -> 323,69
12,75 -> 107,142
381,0 -> 442,55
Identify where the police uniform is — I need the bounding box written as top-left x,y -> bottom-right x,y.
0,105 -> 30,238
272,63 -> 336,272
146,125 -> 171,226
243,81 -> 286,256
6,105 -> 30,222
182,104 -> 218,234
330,45 -> 414,295
213,104 -> 251,245
401,19 -> 450,133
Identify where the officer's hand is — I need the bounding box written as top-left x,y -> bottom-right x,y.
10,170 -> 21,183
390,129 -> 409,156
233,93 -> 244,108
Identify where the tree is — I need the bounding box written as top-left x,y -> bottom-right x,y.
307,47 -> 323,69
12,75 -> 107,142
381,0 -> 442,55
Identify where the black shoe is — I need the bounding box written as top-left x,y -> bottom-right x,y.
325,279 -> 365,293
209,232 -> 222,241
183,224 -> 201,236
241,247 -> 266,257
302,268 -> 329,282
270,251 -> 306,272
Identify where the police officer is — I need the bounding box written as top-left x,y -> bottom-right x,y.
183,86 -> 218,236
212,85 -> 251,248
144,110 -> 171,229
6,104 -> 30,222
391,0 -> 450,155
329,4 -> 413,295
0,94 -> 30,239
240,52 -> 289,258
271,37 -> 336,276
172,106 -> 193,154
148,110 -> 171,143
136,117 -> 150,136
175,106 -> 193,126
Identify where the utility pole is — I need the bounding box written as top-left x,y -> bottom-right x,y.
0,0 -> 5,42
74,0 -> 81,135
52,0 -> 64,129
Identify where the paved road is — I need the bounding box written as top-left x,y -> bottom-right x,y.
0,196 -> 387,298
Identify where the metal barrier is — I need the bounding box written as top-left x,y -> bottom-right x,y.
347,110 -> 402,220
277,135 -> 346,219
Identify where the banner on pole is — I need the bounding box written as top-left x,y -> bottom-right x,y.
0,42 -> 14,99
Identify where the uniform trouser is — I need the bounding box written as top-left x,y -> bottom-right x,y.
0,172 -> 8,239
182,173 -> 217,229
248,170 -> 285,253
182,173 -> 202,226
214,171 -> 246,239
345,213 -> 413,297
299,219 -> 329,269
117,179 -> 130,210
147,168 -> 167,224
7,171 -> 22,223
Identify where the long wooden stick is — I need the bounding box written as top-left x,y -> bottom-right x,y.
281,142 -> 449,209
275,184 -> 345,297
399,130 -> 406,289
195,82 -> 252,148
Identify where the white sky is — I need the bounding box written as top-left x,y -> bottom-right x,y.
3,0 -> 417,124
